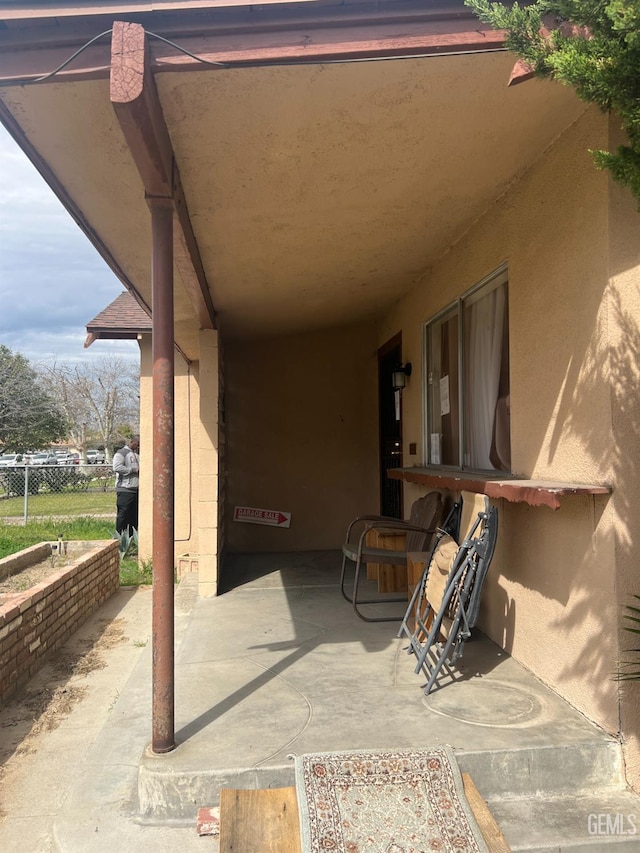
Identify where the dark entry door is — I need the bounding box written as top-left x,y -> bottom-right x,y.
378,334 -> 403,518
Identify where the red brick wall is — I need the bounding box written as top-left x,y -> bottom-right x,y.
0,540 -> 120,702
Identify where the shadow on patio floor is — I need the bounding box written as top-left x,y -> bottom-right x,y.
134,550 -> 619,822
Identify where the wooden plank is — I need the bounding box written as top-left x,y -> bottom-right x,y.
0,15 -> 505,85
406,550 -> 430,632
220,780 -> 508,852
110,21 -> 217,331
364,527 -> 378,580
387,468 -> 611,510
153,25 -> 506,70
364,529 -> 407,591
407,550 -> 430,598
219,787 -> 301,853
376,531 -> 407,592
462,774 -> 512,853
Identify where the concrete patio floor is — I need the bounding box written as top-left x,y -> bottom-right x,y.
135,551 -> 620,811
46,550 -> 640,849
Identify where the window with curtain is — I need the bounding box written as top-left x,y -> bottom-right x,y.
425,267 -> 510,473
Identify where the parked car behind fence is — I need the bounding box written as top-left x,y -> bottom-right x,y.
30,452 -> 58,466
0,454 -> 23,467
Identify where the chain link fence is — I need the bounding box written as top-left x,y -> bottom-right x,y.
0,464 -> 116,524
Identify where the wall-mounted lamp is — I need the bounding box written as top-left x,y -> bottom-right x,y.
392,362 -> 412,391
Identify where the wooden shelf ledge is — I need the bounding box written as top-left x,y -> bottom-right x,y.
388,468 -> 611,511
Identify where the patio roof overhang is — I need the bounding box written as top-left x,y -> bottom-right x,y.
0,1 -> 590,754
0,1 -> 587,363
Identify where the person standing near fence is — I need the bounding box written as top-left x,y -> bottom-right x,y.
113,436 -> 140,535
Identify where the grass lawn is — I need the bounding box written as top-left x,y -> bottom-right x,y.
120,557 -> 153,586
0,517 -> 152,587
0,491 -> 115,518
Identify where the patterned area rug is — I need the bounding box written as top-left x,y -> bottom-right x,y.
294,747 -> 489,853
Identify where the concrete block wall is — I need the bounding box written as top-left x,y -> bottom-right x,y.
197,328 -> 220,597
0,540 -> 120,702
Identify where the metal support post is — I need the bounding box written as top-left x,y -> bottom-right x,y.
23,465 -> 29,524
149,196 -> 176,754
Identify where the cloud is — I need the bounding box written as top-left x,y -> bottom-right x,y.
1,327 -> 138,367
0,124 -> 137,365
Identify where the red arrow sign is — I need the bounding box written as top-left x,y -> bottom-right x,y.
233,506 -> 291,528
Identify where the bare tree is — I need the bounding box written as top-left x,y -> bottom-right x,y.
42,356 -> 139,461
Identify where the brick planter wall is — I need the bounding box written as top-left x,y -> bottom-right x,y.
0,540 -> 120,702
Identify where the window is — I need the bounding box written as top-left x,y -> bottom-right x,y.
424,266 -> 510,473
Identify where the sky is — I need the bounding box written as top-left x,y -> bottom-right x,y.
0,123 -> 138,367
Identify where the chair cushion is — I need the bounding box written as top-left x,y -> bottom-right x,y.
425,534 -> 459,612
459,492 -> 489,542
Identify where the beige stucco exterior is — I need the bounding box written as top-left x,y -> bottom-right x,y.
196,329 -> 222,596
607,123 -> 640,789
2,0 -> 640,792
138,338 -> 206,572
225,323 -> 379,553
379,107 -> 640,780
133,102 -> 640,783
211,104 -> 640,780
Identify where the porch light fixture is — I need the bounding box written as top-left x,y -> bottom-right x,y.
392,363 -> 412,391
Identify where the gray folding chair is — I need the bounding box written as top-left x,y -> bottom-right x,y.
398,491 -> 498,693
339,491 -> 444,622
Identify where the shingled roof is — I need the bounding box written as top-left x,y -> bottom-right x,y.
84,291 -> 152,348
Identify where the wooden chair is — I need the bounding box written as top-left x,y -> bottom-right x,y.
339,491 -> 445,622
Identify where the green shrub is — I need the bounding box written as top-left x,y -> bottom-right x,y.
1,467 -> 42,496
41,467 -> 87,493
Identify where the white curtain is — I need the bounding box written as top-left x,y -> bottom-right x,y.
464,285 -> 505,469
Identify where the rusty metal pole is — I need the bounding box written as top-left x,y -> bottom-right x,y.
149,195 -> 175,753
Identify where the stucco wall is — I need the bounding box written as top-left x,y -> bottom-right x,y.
607,118 -> 640,789
196,329 -> 221,597
137,339 -> 151,565
381,106 -> 623,738
139,339 -> 201,566
224,323 -> 379,552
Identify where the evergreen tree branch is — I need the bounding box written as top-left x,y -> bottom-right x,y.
465,0 -> 640,207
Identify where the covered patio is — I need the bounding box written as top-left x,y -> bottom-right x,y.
42,555 -> 639,850
3,0 -> 640,808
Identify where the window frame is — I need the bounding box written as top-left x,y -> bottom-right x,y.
422,263 -> 510,474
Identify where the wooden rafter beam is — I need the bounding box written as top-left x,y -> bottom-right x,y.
153,22 -> 505,69
0,11 -> 505,86
110,20 -> 216,331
